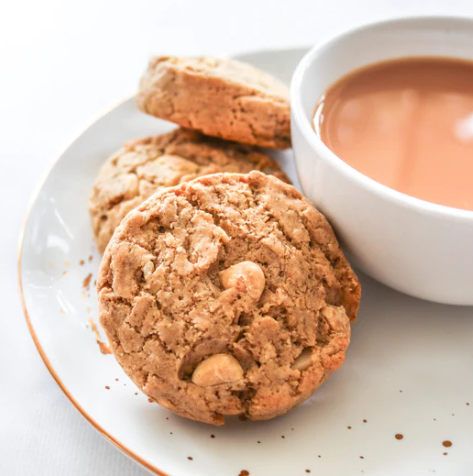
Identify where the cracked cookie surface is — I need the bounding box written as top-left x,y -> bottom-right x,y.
89,128 -> 289,253
136,56 -> 291,149
97,172 -> 361,425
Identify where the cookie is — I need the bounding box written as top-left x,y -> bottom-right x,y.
97,172 -> 361,425
136,56 -> 291,149
89,128 -> 289,253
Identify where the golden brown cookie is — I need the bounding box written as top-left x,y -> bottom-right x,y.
97,172 -> 361,425
89,128 -> 289,253
136,56 -> 291,149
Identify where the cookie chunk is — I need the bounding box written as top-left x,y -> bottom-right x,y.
89,128 -> 289,253
97,172 -> 361,425
136,56 -> 291,149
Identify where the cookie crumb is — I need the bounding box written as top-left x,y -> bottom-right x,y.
467,402 -> 470,406
363,419 -> 367,423
48,263 -> 53,268
105,386 -> 110,390
187,457 -> 193,461
318,455 -> 321,458
135,393 -> 138,395
238,414 -> 247,421
65,261 -> 69,266
306,471 -> 311,474
88,318 -> 112,354
442,441 -> 452,448
115,378 -> 119,381
88,255 -> 93,262
62,271 -> 67,276
83,273 -> 92,289
360,456 -> 364,459
239,471 -> 249,476
210,435 -> 215,438
148,398 -> 153,403
79,260 -> 85,265
395,434 -> 403,440
281,435 -> 285,439
347,426 -> 352,430
443,452 -> 448,456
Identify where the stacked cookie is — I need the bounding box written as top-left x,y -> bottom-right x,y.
93,56 -> 361,426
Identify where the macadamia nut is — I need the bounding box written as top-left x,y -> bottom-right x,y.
219,261 -> 265,300
291,347 -> 315,371
142,261 -> 154,279
321,305 -> 350,334
192,354 -> 244,387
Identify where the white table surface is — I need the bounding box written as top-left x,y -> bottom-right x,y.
2,0 -> 473,474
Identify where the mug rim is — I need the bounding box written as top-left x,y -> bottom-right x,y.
290,14 -> 473,222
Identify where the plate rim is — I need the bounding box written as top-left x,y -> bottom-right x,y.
17,93 -> 170,476
17,46 -> 306,476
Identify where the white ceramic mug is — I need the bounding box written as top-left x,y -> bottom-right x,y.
291,16 -> 473,305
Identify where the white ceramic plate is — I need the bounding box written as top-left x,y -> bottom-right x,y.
19,48 -> 473,476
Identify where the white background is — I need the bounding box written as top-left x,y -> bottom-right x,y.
1,0 -> 472,474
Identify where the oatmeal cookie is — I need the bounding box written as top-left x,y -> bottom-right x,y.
136,56 -> 291,149
97,172 -> 361,425
89,128 -> 288,253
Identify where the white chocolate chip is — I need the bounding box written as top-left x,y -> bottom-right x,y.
219,261 -> 265,300
142,261 -> 154,279
191,354 -> 244,387
291,347 -> 315,371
